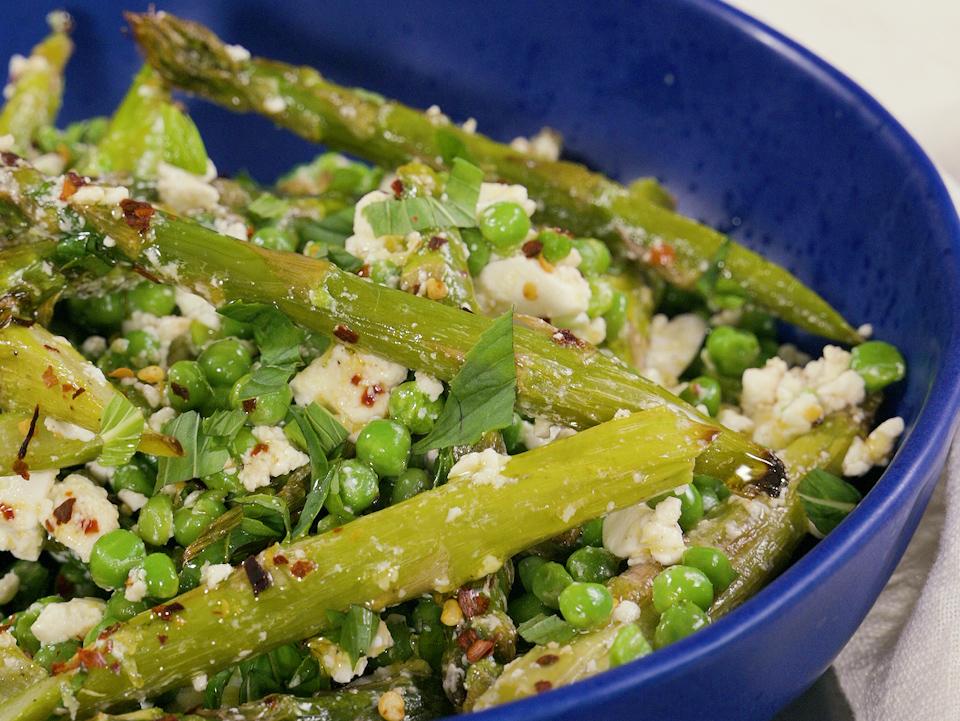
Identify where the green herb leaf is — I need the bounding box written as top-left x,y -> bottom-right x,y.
247,193 -> 290,221
289,404 -> 348,539
203,668 -> 235,709
338,605 -> 380,665
235,494 -> 291,538
412,311 -> 516,452
517,614 -> 577,645
445,158 -> 484,219
435,128 -> 474,165
295,207 -> 355,248
797,468 -> 862,537
201,409 -> 246,439
155,411 -> 200,488
219,303 -> 304,367
97,395 -> 145,467
325,246 -> 364,272
234,364 -> 296,400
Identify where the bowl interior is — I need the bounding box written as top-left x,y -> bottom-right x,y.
2,0 -> 960,718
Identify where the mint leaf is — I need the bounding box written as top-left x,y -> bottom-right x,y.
234,364 -> 295,400
289,403 -> 349,539
412,311 -> 516,452
797,468 -> 862,537
219,303 -> 304,367
435,128 -> 474,165
445,158 -> 483,219
517,614 -> 577,645
156,411 -> 200,488
235,494 -> 291,538
295,207 -> 355,247
98,395 -> 145,467
247,193 -> 290,221
338,605 -> 380,665
201,409 -> 246,439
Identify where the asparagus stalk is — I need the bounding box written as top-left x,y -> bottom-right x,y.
474,412 -> 863,708
3,407 -> 706,721
604,269 -> 655,370
0,633 -> 48,698
126,11 -> 861,344
0,323 -> 179,473
0,12 -> 72,154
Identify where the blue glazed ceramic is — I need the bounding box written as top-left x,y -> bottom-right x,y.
3,1 -> 959,718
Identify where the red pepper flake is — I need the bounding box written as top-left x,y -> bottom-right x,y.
648,242 -> 676,267
42,365 -> 58,388
273,553 -> 289,566
390,178 -> 404,198
43,344 -> 61,353
457,587 -> 490,619
251,442 -> 269,456
536,653 -> 560,667
77,647 -> 108,670
152,602 -> 185,621
534,680 -> 553,694
59,171 -> 87,201
243,556 -> 272,596
357,264 -> 370,278
522,239 -> 544,257
0,503 -> 14,521
98,623 -> 121,640
119,198 -> 156,233
332,526 -> 343,534
428,235 -> 447,250
242,397 -> 257,413
44,519 -> 55,533
132,264 -> 161,283
52,497 -> 76,524
12,459 -> 29,480
350,374 -> 362,385
1,151 -> 19,166
360,384 -> 383,407
333,324 -> 358,343
466,638 -> 495,663
157,634 -> 168,645
551,328 -> 584,348
81,518 -> 100,535
457,628 -> 478,650
72,387 -> 86,399
14,404 -> 39,479
108,367 -> 136,379
60,383 -> 75,396
170,382 -> 190,401
290,559 -> 316,579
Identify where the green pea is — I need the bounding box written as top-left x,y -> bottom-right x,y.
230,375 -> 293,425
648,483 -> 704,532
851,341 -> 906,392
501,412 -> 526,454
143,553 -> 179,599
355,419 -> 411,477
652,565 -> 714,613
463,228 -> 491,276
251,225 -> 299,253
123,330 -> 161,368
603,290 -> 629,340
517,555 -> 547,592
738,309 -> 776,338
653,600 -> 709,649
579,518 -> 604,548
12,597 -> 59,655
33,640 -> 80,672
692,474 -> 731,515
105,590 -> 148,621
572,238 -> 611,276
127,282 -> 177,316
412,599 -> 445,671
198,338 -> 253,387
7,560 -> 50,608
369,259 -> 401,286
202,470 -> 245,495
205,385 -> 233,414
231,426 -> 257,457
531,561 -> 574,609
609,623 -> 653,668
110,459 -> 155,497
658,285 -> 704,316
326,460 -> 380,516
682,546 -> 737,593
52,233 -> 89,265
173,491 -> 227,546
89,529 -> 147,589
558,581 -> 614,629
190,319 -> 217,347
538,229 -> 572,263
706,326 -> 760,377
387,382 -> 443,435
587,277 -> 615,318
566,546 -> 620,584
478,202 -> 531,250
66,292 -> 126,331
508,592 -> 551,625
167,360 -> 213,412
390,468 -> 431,505
679,376 -> 722,417
138,494 -> 174,546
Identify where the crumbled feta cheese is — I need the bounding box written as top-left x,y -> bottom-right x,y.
80,335 -> 107,358
519,416 -> 576,449
603,496 -> 686,566
43,417 -> 95,442
0,134 -> 13,153
344,191 -> 421,266
842,417 -> 905,477
200,562 -> 234,590
414,372 -> 444,402
448,449 -> 513,488
148,407 -> 177,434
611,600 -> 641,624
263,95 -> 287,114
156,162 -> 220,215
213,215 -> 249,240
367,620 -> 394,658
644,313 -> 708,385
718,407 -> 755,434
33,152 -> 65,176
857,323 -> 874,339
0,470 -> 56,560
312,638 -> 371,684
31,598 -> 105,645
124,567 -> 148,602
238,426 -> 309,492
0,570 -> 20,604
290,345 -> 407,437
84,461 -> 114,483
477,182 -> 536,217
566,312 -> 607,345
122,312 -> 191,365
68,184 -> 129,206
118,489 -> 148,513
225,44 -> 251,62
44,474 -> 119,562
509,128 -> 562,162
477,255 -> 590,320
174,289 -> 221,330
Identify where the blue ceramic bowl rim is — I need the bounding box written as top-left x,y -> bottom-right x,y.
468,1 -> 960,718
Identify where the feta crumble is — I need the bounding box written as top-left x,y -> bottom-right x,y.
448,449 -> 513,488
644,313 -> 708,385
477,254 -> 590,320
31,597 -> 106,646
44,474 -> 119,562
0,570 -> 20,604
238,426 -> 309,492
414,372 -> 444,402
43,417 -> 95,442
842,417 -> 906,477
125,567 -> 148,602
157,162 -> 220,215
519,416 -> 576,449
0,470 -> 56,561
603,496 -> 686,566
200,562 -> 234,590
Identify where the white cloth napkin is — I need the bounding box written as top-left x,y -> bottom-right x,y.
723,3 -> 960,718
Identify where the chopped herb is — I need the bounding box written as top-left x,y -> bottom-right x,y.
517,613 -> 577,645
98,394 -> 145,467
797,468 -> 862,537
155,411 -> 200,488
233,364 -> 296,400
335,605 -> 380,665
246,193 -> 290,221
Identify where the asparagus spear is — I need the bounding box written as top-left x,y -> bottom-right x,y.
0,323 -> 179,473
0,12 -> 72,154
126,11 -> 861,344
0,632 -> 48,698
604,269 -> 655,370
2,407 -> 705,721
473,412 -> 863,708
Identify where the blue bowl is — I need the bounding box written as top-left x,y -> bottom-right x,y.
4,1 -> 959,718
